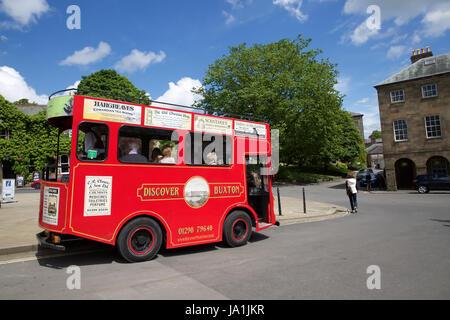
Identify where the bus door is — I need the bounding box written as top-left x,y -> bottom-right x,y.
246,156 -> 271,222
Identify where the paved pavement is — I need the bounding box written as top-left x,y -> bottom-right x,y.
0,186 -> 348,256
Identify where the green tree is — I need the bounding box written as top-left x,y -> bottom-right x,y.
194,35 -> 364,166
0,95 -> 71,180
77,69 -> 150,105
369,130 -> 382,140
335,111 -> 366,165
13,98 -> 37,105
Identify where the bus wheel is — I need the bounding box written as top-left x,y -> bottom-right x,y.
116,217 -> 162,263
223,211 -> 252,247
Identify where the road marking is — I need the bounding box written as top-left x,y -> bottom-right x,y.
0,249 -> 103,265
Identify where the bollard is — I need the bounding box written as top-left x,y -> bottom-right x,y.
277,187 -> 282,216
303,187 -> 306,214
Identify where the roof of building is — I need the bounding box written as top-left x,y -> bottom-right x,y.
375,52 -> 450,87
366,143 -> 383,155
349,111 -> 363,117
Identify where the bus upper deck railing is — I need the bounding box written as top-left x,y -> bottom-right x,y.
48,89 -> 271,124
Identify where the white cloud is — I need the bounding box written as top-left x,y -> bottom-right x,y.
61,80 -> 80,96
343,0 -> 430,26
0,0 -> 50,27
411,32 -> 421,44
347,95 -> 380,138
356,97 -> 369,104
421,2 -> 450,37
153,77 -> 202,109
222,10 -> 235,24
226,0 -> 244,10
334,76 -> 350,94
273,0 -> 308,22
343,0 -> 450,46
114,49 -> 166,74
59,41 -> 111,66
363,110 -> 381,139
0,34 -> 7,41
349,20 -> 379,45
0,65 -> 48,104
386,45 -> 407,60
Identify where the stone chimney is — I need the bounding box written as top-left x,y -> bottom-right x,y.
411,46 -> 433,64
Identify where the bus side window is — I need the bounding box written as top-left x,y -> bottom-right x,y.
246,155 -> 269,193
185,133 -> 232,166
118,125 -> 179,165
77,122 -> 108,161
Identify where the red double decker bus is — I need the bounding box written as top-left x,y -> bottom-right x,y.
37,91 -> 278,262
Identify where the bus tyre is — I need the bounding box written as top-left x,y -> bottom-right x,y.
116,217 -> 162,263
223,211 -> 252,247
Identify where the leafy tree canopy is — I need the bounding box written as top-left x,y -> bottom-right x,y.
77,69 -> 150,105
0,95 -> 70,179
369,130 -> 382,140
13,98 -> 38,105
194,35 -> 364,166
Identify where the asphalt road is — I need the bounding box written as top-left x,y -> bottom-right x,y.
0,180 -> 449,300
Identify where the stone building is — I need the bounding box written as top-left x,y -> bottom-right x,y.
350,112 -> 364,141
366,142 -> 384,169
374,47 -> 450,190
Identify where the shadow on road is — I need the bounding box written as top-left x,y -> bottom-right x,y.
430,219 -> 450,227
35,231 -> 271,268
159,231 -> 270,257
328,182 -> 346,190
36,240 -> 119,269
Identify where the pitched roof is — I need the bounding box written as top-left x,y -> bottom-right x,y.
375,52 -> 450,87
366,143 -> 383,155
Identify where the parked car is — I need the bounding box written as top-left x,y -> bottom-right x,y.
359,172 -> 378,188
31,179 -> 42,190
31,176 -> 65,189
356,168 -> 374,181
413,175 -> 450,193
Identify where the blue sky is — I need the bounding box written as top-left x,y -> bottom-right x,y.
1,0 -> 450,138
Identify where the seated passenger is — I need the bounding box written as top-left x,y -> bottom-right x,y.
205,151 -> 218,165
151,148 -> 163,163
84,128 -> 105,160
159,145 -> 175,164
119,142 -> 148,163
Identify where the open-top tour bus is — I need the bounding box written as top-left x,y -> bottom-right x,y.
37,91 -> 278,262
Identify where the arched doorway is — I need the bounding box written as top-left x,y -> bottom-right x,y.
427,156 -> 449,177
395,158 -> 416,189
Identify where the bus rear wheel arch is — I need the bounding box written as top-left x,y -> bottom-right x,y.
116,216 -> 163,263
223,210 -> 253,247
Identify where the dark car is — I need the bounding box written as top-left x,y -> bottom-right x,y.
31,176 -> 65,189
359,172 -> 377,188
356,168 -> 374,181
413,175 -> 450,193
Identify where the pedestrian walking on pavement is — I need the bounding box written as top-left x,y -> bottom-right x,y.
345,173 -> 358,213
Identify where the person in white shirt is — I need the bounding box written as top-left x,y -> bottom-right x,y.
159,145 -> 175,164
345,173 -> 358,213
